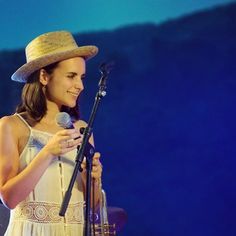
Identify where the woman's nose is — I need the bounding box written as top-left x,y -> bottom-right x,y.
75,78 -> 84,90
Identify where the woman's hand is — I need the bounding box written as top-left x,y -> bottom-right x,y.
42,129 -> 83,158
81,152 -> 102,180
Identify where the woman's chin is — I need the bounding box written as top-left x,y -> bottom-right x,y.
67,102 -> 77,108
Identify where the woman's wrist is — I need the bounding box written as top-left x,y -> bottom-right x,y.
93,177 -> 101,187
40,147 -> 54,162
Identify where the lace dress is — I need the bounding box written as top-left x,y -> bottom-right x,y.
4,114 -> 85,236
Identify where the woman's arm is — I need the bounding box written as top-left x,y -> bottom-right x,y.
0,116 -> 82,209
77,120 -> 103,207
81,150 -> 102,208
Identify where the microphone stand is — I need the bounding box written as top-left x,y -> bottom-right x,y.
59,62 -> 113,236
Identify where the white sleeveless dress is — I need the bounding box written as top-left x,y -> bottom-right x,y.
4,114 -> 85,236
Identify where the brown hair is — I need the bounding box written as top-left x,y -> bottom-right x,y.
16,62 -> 80,121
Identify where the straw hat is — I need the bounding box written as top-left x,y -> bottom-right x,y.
11,31 -> 98,82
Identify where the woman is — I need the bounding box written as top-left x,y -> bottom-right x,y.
0,31 -> 102,235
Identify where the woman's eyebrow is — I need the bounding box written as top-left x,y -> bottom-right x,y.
66,72 -> 86,78
66,72 -> 78,76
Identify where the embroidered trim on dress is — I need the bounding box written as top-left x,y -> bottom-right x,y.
13,201 -> 84,224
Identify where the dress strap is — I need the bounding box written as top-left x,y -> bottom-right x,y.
15,113 -> 32,131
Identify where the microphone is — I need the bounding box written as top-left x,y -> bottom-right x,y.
55,112 -> 95,158
56,112 -> 86,134
56,112 -> 74,129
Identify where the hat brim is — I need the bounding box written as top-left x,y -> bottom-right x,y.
11,45 -> 98,83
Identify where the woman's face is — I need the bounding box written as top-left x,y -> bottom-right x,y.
44,57 -> 86,108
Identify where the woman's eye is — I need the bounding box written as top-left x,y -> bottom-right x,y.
67,75 -> 75,79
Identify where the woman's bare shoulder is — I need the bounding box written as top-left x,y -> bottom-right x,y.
0,114 -> 18,129
0,114 -> 29,136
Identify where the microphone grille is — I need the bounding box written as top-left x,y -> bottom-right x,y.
55,112 -> 72,129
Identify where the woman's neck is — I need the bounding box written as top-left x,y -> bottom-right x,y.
41,100 -> 61,125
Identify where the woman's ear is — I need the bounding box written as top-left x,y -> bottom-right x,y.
39,69 -> 49,86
